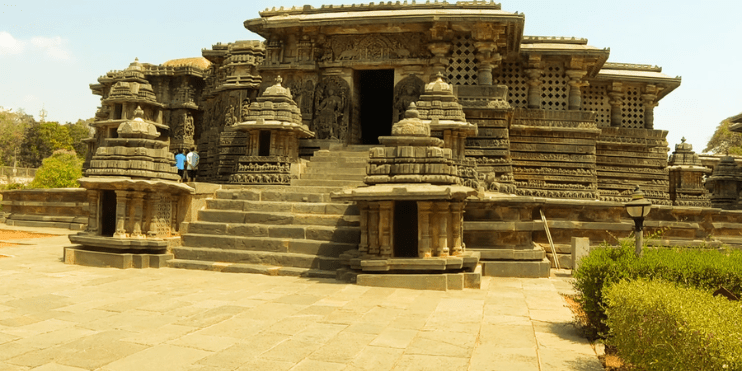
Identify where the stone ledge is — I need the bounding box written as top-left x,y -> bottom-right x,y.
64,247 -> 172,269
481,259 -> 550,278
355,272 -> 480,291
6,219 -> 85,230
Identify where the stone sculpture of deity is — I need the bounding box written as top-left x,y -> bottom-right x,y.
241,98 -> 251,122
315,88 -> 345,140
184,114 -> 194,138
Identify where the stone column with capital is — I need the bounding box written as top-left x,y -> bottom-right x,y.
436,203 -> 449,257
358,201 -> 369,254
474,41 -> 500,86
113,191 -> 129,239
566,70 -> 588,110
642,89 -> 659,130
418,201 -> 432,258
368,203 -> 380,256
450,202 -> 464,255
85,190 -> 99,234
145,193 -> 158,237
379,201 -> 393,258
608,93 -> 623,127
427,42 -> 452,82
130,191 -> 145,238
525,69 -> 544,109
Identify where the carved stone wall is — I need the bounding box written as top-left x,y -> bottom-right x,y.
313,76 -> 350,141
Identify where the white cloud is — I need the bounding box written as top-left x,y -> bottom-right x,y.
0,31 -> 72,60
30,36 -> 72,60
0,31 -> 25,55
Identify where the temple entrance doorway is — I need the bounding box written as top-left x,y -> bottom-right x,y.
100,190 -> 117,237
393,201 -> 419,257
358,69 -> 394,144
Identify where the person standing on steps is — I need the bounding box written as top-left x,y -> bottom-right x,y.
186,147 -> 199,182
174,149 -> 186,183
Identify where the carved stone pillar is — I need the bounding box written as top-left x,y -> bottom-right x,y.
358,201 -> 369,254
450,202 -> 464,255
379,201 -> 393,258
368,203 -> 380,256
130,191 -> 144,238
642,89 -> 658,130
566,70 -> 588,110
525,69 -> 544,109
113,190 -> 129,239
418,201 -> 432,258
436,202 -> 449,257
609,83 -> 624,127
427,42 -> 451,82
145,193 -> 158,237
85,190 -> 99,234
474,41 -> 500,86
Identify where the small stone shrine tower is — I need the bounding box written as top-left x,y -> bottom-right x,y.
667,138 -> 711,207
333,100 -> 479,282
67,105 -> 195,268
706,156 -> 740,209
226,77 -> 314,185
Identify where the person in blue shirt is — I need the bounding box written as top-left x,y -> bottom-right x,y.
175,149 -> 186,182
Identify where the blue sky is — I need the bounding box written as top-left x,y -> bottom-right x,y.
1,0 -> 740,154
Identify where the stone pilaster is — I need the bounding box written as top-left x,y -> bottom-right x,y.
450,202 -> 464,255
130,191 -> 144,238
145,192 -> 156,237
368,203 -> 380,255
427,42 -> 451,82
418,201 -> 432,258
525,69 -> 544,109
642,86 -> 658,130
358,201 -> 369,254
436,202 -> 449,257
113,190 -> 129,239
609,83 -> 624,127
474,41 -> 500,86
85,190 -> 99,234
379,201 -> 393,258
565,70 -> 588,110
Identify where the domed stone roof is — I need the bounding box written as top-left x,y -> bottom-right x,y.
162,57 -> 211,69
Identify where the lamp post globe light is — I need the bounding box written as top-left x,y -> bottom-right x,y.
625,185 -> 652,257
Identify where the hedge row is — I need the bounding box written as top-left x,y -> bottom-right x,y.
572,241 -> 742,336
605,280 -> 742,371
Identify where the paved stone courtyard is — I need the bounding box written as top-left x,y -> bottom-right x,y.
0,226 -> 601,371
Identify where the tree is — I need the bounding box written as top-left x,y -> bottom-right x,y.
67,118 -> 94,159
19,121 -> 74,167
0,108 -> 35,167
29,149 -> 82,189
704,117 -> 742,155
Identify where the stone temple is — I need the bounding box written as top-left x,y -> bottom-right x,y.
36,0 -> 739,289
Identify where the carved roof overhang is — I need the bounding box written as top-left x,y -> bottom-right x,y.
331,183 -> 477,202
519,38 -> 610,78
78,177 -> 195,194
246,7 -> 525,54
595,65 -> 681,101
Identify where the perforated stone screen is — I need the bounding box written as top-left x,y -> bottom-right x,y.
447,35 -> 478,86
495,61 -> 528,109
582,85 -> 611,127
621,87 -> 645,128
540,63 -> 568,110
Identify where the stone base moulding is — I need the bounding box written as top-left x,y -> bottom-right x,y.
64,246 -> 172,269
481,258 -> 551,278
354,269 -> 482,291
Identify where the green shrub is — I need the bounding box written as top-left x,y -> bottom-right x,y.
605,279 -> 742,370
29,150 -> 82,189
573,240 -> 742,337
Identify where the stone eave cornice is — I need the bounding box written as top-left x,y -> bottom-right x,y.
78,177 -> 195,194
91,118 -> 169,131
258,1 -> 502,17
595,70 -> 681,100
102,97 -> 165,109
520,43 -> 610,77
245,8 -> 524,37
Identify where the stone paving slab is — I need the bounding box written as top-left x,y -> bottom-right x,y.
0,224 -> 602,370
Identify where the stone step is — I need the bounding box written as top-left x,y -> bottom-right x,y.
291,179 -> 366,188
182,233 -> 356,256
328,144 -> 376,152
204,199 -> 358,215
185,222 -> 360,244
215,188 -> 341,203
303,167 -> 367,175
308,156 -> 369,164
197,210 -> 360,227
167,259 -> 336,278
313,150 -> 370,158
300,173 -> 365,181
172,246 -> 343,271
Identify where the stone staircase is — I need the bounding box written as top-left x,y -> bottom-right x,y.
169,145 -> 373,277
291,144 -> 373,188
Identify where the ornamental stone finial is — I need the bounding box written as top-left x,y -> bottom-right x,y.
681,137 -> 686,143
275,75 -> 283,85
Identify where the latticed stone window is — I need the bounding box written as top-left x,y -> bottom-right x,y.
495,61 -> 528,109
540,62 -> 568,110
582,84 -> 611,127
621,87 -> 645,128
446,35 -> 478,85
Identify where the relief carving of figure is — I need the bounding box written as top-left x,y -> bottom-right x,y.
184,114 -> 194,138
224,105 -> 236,126
173,114 -> 185,140
315,88 -> 344,140
393,75 -> 425,122
241,98 -> 251,121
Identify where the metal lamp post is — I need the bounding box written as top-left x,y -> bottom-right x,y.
625,185 -> 652,257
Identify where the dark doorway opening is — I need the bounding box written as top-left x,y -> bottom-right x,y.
359,69 -> 394,144
393,201 -> 418,257
258,131 -> 271,156
100,190 -> 117,237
